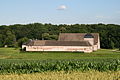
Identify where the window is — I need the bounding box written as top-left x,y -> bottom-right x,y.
84,33 -> 94,38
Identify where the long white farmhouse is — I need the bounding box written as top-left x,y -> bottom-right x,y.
22,33 -> 100,53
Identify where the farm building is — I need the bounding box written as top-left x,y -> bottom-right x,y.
22,33 -> 100,53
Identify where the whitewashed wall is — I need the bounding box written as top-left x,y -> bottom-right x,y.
84,38 -> 94,45
25,46 -> 93,53
93,45 -> 98,51
98,35 -> 100,49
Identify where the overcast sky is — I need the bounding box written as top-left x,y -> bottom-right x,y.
0,0 -> 120,25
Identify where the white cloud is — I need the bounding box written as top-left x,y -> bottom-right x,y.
95,15 -> 110,19
116,11 -> 120,14
96,16 -> 105,19
57,5 -> 67,10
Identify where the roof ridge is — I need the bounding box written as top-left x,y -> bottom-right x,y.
59,33 -> 99,34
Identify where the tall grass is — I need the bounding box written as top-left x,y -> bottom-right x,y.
0,71 -> 120,80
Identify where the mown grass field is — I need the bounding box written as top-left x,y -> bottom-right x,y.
0,48 -> 120,80
0,48 -> 120,60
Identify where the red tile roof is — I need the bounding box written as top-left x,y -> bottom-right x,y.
58,33 -> 99,45
26,33 -> 99,46
27,40 -> 92,46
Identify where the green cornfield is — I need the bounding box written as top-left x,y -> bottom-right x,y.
0,59 -> 120,74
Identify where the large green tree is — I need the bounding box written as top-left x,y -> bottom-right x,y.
4,31 -> 16,47
0,23 -> 120,48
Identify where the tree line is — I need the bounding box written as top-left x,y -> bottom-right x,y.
0,23 -> 120,49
